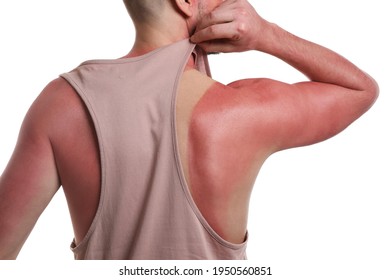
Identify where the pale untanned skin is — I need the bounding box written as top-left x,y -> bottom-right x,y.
0,0 -> 378,258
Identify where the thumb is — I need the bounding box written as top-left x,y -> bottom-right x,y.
196,39 -> 239,54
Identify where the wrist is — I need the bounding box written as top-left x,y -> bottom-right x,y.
255,22 -> 309,68
254,22 -> 283,54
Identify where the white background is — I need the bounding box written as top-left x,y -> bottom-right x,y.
0,0 -> 389,279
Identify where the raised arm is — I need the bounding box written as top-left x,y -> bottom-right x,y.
191,0 -> 379,152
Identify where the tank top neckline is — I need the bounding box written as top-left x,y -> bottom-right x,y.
79,39 -> 194,66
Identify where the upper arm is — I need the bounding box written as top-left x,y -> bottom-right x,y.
0,79 -> 62,259
227,78 -> 377,153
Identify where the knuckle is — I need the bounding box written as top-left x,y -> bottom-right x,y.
237,22 -> 248,34
208,11 -> 217,22
231,33 -> 241,41
237,7 -> 249,17
234,21 -> 248,38
208,25 -> 217,36
236,0 -> 247,9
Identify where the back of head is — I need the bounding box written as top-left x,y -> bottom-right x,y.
123,0 -> 198,43
123,0 -> 165,23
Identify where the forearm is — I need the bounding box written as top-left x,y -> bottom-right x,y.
0,216 -> 24,260
191,0 -> 378,96
260,23 -> 378,92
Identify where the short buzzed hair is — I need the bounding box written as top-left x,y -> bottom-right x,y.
123,0 -> 165,23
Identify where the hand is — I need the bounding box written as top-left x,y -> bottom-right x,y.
190,0 -> 269,53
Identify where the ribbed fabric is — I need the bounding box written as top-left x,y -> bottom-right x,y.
60,39 -> 247,260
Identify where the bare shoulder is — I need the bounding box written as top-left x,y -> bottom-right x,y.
34,76 -> 99,161
188,77 -> 284,151
24,76 -> 98,150
220,76 -> 375,152
21,77 -> 83,136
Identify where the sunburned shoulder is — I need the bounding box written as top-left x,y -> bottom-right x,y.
22,77 -> 88,140
197,77 -> 288,111
189,77 -> 278,138
227,78 -> 293,97
190,75 -> 315,154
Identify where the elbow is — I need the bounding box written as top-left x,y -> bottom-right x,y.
0,251 -> 18,260
368,76 -> 380,107
0,243 -> 20,259
364,74 -> 380,108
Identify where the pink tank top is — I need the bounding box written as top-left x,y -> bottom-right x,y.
60,39 -> 247,259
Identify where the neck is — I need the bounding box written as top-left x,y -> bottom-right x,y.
125,15 -> 191,58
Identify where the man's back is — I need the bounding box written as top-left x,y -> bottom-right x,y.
47,44 -> 257,247
0,0 -> 378,259
54,40 -> 249,259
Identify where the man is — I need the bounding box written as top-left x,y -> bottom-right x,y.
0,0 -> 378,259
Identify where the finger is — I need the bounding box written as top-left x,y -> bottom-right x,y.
197,39 -> 237,54
191,22 -> 240,44
195,0 -> 239,32
196,6 -> 235,32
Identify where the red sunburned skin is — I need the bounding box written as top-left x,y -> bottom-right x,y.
187,82 -> 267,244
